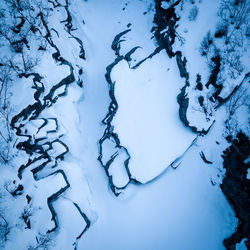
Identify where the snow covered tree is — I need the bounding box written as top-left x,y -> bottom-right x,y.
225,85 -> 249,140
0,212 -> 12,247
0,64 -> 14,164
199,31 -> 213,57
28,233 -> 55,250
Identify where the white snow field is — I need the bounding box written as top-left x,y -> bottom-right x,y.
0,0 -> 248,249
112,54 -> 196,183
74,0 -> 236,249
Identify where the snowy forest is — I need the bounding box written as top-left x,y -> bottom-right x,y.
0,0 -> 249,249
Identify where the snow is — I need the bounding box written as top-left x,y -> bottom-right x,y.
75,106 -> 236,250
174,0 -> 220,81
39,52 -> 69,91
73,1 -> 236,249
1,168 -> 69,249
53,199 -> 88,249
47,141 -> 66,158
112,53 -> 195,183
108,149 -> 130,188
101,139 -> 118,166
36,118 -> 57,139
236,238 -> 248,250
0,0 -> 247,249
172,0 -> 221,131
247,168 -> 250,180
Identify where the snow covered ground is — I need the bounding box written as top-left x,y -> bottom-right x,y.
112,54 -> 195,183
0,0 -> 249,249
70,1 -> 238,249
78,109 -> 237,250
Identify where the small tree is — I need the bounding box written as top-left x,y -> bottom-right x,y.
9,48 -> 39,76
28,233 -> 55,250
20,205 -> 33,229
0,212 -> 12,245
188,6 -> 199,21
227,86 -> 248,119
200,31 -> 213,57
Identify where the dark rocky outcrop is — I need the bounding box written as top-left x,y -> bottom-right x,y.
131,46 -> 162,69
61,0 -> 86,60
176,84 -> 191,129
11,17 -> 26,34
124,46 -> 141,62
46,170 -> 70,233
153,0 -> 181,58
11,184 -> 24,197
195,74 -> 203,91
205,55 -> 221,89
221,132 -> 250,249
73,202 -> 91,249
199,151 -> 212,164
111,29 -> 131,56
175,51 -> 188,79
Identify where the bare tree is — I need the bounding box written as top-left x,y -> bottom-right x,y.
225,86 -> 249,139
227,85 -> 248,116
0,64 -> 14,163
7,49 -> 39,77
28,233 -> 55,250
20,205 -> 33,229
219,0 -> 249,44
0,213 -> 12,243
